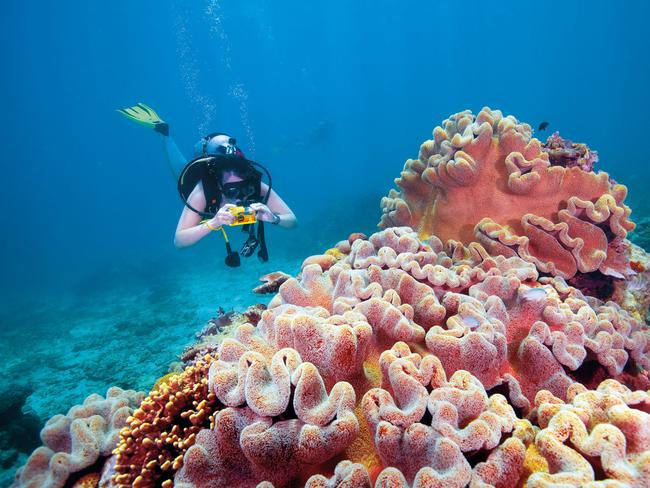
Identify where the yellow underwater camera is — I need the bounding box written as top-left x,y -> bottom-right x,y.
228,206 -> 257,226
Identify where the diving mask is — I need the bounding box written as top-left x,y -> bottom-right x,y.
221,180 -> 257,202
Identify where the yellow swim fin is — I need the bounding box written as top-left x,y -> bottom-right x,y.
116,102 -> 165,129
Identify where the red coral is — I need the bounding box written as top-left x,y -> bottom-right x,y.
380,108 -> 635,282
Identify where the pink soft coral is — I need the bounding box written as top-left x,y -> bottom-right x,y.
172,227 -> 649,487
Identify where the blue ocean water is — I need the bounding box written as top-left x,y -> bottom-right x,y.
1,0 -> 649,483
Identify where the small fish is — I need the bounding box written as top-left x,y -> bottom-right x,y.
538,121 -> 549,131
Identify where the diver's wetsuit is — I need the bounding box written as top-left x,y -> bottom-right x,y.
162,136 -> 188,177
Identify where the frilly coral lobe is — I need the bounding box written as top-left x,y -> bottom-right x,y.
380,107 -> 635,282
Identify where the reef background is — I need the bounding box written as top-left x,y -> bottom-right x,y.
1,0 -> 650,484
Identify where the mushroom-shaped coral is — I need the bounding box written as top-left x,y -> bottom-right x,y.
168,227 -> 649,486
175,347 -> 358,487
12,387 -> 144,488
273,228 -> 649,411
528,380 -> 650,486
362,341 -> 517,483
380,108 -> 635,281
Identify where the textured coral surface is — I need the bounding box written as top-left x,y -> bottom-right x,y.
380,108 -> 635,281
165,227 -> 648,487
13,227 -> 650,487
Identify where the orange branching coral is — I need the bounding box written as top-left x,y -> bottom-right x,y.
171,227 -> 648,487
12,387 -> 143,488
111,357 -> 217,488
380,108 -> 635,280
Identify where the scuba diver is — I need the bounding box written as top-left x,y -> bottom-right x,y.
117,103 -> 297,267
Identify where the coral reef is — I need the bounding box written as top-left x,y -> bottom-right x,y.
12,387 -> 143,488
379,108 -> 635,283
13,225 -> 650,487
14,108 -> 649,487
169,227 -> 648,486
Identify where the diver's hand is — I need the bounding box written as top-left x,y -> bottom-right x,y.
153,122 -> 169,136
249,203 -> 278,223
209,204 -> 236,227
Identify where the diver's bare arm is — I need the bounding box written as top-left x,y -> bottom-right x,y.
174,191 -> 211,248
174,184 -> 237,248
174,209 -> 213,249
262,184 -> 297,229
